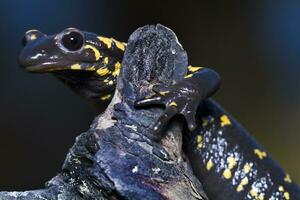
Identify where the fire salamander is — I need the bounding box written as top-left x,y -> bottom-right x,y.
19,28 -> 300,200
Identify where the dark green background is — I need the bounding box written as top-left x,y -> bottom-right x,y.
0,0 -> 299,190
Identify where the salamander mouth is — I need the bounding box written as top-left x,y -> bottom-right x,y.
24,62 -> 71,73
22,61 -> 98,73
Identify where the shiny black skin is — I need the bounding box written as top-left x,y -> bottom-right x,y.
19,28 -> 300,199
185,100 -> 300,199
19,28 -> 123,100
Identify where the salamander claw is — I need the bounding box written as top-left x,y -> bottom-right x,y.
153,106 -> 178,133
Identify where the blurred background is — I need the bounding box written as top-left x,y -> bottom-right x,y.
0,0 -> 299,190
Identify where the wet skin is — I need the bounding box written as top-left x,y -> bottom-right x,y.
19,28 -> 300,199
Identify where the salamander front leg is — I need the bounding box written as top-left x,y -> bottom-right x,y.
135,66 -> 221,133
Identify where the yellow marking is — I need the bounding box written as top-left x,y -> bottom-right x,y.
70,64 -> 81,70
100,94 -> 112,101
30,34 -> 37,40
184,74 -> 193,78
243,163 -> 251,174
254,149 -> 267,160
108,80 -> 114,85
103,57 -> 109,64
284,174 -> 292,183
277,186 -> 291,200
104,78 -> 109,83
188,65 -> 203,72
98,36 -> 112,48
250,188 -> 258,198
258,193 -> 265,200
169,101 -> 177,107
279,185 -> 284,192
197,143 -> 203,149
220,115 -> 231,127
196,135 -> 202,143
223,169 -> 232,179
223,156 -> 236,180
236,185 -> 243,192
236,177 -> 249,192
96,68 -> 110,76
112,38 -> 125,51
112,62 -> 121,77
202,119 -> 209,126
284,192 -> 290,200
227,156 -> 237,169
240,177 -> 249,187
84,45 -> 101,61
85,66 -> 96,71
159,91 -> 170,96
206,159 -> 214,171
196,135 -> 203,149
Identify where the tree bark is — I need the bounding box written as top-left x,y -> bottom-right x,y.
0,25 -> 207,200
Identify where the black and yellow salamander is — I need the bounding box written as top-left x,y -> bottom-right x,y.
19,28 -> 300,200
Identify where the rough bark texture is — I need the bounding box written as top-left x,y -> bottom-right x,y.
0,25 -> 207,200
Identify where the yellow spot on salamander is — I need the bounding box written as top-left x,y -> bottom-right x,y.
98,36 -> 112,48
197,143 -> 203,149
188,65 -> 203,72
103,57 -> 109,64
223,156 -> 236,180
202,119 -> 209,127
169,101 -> 177,107
86,66 -> 96,71
112,38 -> 125,51
84,44 -> 101,61
108,80 -> 114,85
220,115 -> 231,127
254,149 -> 267,160
100,94 -> 112,101
159,91 -> 170,96
196,135 -> 203,149
227,156 -> 237,169
96,68 -> 110,76
278,186 -> 290,200
197,135 -> 202,143
206,159 -> 214,171
243,163 -> 251,174
258,193 -> 265,200
184,74 -> 193,78
223,169 -> 232,179
249,188 -> 258,198
112,62 -> 121,77
236,177 -> 249,192
70,64 -> 81,70
279,185 -> 284,192
284,192 -> 290,200
284,174 -> 292,183
236,185 -> 243,192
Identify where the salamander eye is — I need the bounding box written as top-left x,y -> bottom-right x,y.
61,31 -> 84,51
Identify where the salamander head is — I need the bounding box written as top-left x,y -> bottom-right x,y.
19,28 -> 125,100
